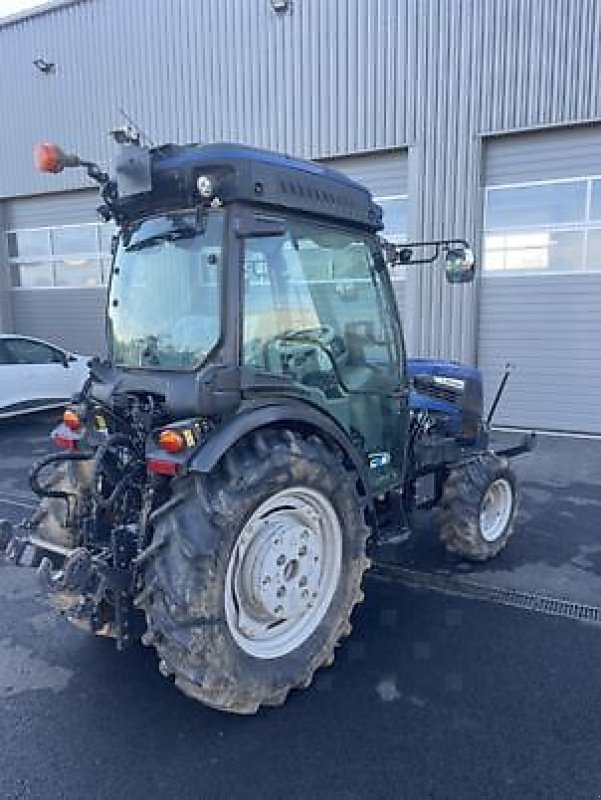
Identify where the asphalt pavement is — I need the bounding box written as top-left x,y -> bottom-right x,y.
1,414 -> 601,800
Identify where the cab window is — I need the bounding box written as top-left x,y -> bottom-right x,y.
243,219 -> 402,394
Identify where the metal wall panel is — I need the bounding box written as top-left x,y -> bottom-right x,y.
0,0 -> 600,364
485,124 -> 601,184
479,274 -> 601,432
5,189 -> 99,229
479,125 -> 601,432
323,151 -> 408,197
11,287 -> 106,356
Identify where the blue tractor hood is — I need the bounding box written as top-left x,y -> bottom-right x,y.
407,358 -> 482,383
407,358 -> 484,441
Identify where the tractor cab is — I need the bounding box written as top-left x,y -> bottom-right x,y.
35,138 -> 475,496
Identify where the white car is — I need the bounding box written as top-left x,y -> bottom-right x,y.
0,334 -> 90,419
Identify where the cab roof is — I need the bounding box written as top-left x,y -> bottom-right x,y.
109,141 -> 383,231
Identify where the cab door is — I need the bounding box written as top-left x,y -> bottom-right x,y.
241,215 -> 409,494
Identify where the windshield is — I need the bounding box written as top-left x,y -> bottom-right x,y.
108,210 -> 224,369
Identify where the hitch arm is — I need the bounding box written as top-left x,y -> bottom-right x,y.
487,363 -> 513,426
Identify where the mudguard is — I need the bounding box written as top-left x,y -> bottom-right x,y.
188,399 -> 373,505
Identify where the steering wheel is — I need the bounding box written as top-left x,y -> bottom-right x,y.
262,324 -> 348,375
277,325 -> 335,342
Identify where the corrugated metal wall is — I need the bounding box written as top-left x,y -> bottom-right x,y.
1,0 -> 601,362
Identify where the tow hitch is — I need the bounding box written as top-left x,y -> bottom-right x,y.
2,520 -> 142,650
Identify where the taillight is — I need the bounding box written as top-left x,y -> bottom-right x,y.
158,429 -> 186,454
54,435 -> 76,450
147,458 -> 179,476
63,409 -> 81,431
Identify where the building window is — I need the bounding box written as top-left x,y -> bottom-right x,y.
6,221 -> 116,288
375,195 -> 408,243
483,177 -> 601,274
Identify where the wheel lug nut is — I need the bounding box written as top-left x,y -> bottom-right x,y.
299,576 -> 308,587
262,576 -> 271,586
275,605 -> 284,615
298,545 -> 307,556
301,530 -> 309,541
273,538 -> 281,546
276,555 -> 286,566
276,586 -> 286,598
301,589 -> 309,599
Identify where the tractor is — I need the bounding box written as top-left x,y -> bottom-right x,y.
2,135 -> 533,713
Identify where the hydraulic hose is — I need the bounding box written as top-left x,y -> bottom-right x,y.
90,433 -> 144,509
29,451 -> 94,501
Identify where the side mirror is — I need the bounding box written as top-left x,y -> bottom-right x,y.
445,246 -> 475,284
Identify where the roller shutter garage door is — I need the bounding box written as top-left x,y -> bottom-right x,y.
322,151 -> 409,320
5,190 -> 110,357
479,126 -> 601,434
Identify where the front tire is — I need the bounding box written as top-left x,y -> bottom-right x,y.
439,453 -> 518,561
139,429 -> 371,714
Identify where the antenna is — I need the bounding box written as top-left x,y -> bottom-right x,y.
117,108 -> 156,147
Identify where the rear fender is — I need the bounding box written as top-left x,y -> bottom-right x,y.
189,400 -> 373,508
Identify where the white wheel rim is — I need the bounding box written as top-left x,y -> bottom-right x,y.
479,478 -> 514,543
224,487 -> 343,660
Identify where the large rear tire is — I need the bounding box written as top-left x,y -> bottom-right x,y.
30,459 -> 93,550
439,453 -> 518,561
139,429 -> 371,714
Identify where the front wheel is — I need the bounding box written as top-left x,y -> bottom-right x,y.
139,430 -> 371,713
439,453 -> 518,561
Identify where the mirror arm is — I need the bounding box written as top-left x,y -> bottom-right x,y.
380,237 -> 470,267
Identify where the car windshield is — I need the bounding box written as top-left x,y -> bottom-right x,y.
108,210 -> 224,369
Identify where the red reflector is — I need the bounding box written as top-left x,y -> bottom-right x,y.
54,435 -> 76,450
147,458 -> 179,476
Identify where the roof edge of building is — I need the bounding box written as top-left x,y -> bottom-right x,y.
0,0 -> 88,31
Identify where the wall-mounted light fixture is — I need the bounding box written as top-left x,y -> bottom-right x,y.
270,0 -> 291,12
33,57 -> 55,74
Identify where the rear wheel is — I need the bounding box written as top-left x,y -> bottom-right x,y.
439,453 -> 518,561
139,429 -> 371,714
30,459 -> 93,550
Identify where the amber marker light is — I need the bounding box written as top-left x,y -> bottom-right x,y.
158,429 -> 186,454
63,409 -> 81,431
34,142 -> 65,173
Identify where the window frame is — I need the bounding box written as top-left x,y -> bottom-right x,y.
241,211 -> 403,383
483,175 -> 601,277
1,336 -> 66,365
6,221 -> 116,290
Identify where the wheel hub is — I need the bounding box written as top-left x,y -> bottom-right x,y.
479,478 -> 513,543
225,487 -> 342,659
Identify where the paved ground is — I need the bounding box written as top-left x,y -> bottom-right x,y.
1,414 -> 601,800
